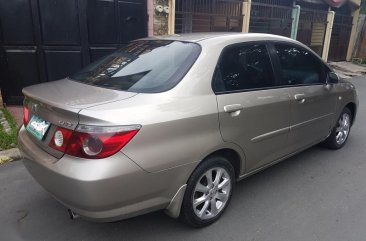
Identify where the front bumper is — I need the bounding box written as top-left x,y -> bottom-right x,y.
18,126 -> 191,221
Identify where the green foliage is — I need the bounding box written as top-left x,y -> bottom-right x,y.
362,0 -> 366,14
0,108 -> 18,150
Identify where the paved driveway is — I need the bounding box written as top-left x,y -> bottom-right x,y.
1,77 -> 366,241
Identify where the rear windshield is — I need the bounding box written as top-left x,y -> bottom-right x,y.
70,40 -> 201,93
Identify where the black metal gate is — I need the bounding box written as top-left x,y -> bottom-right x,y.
0,0 -> 147,105
328,12 -> 353,61
175,0 -> 243,33
297,1 -> 328,56
249,0 -> 293,37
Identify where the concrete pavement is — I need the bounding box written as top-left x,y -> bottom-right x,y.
329,61 -> 366,79
0,76 -> 365,241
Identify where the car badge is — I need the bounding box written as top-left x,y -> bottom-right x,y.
32,103 -> 39,113
58,120 -> 73,128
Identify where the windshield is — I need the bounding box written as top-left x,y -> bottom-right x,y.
70,40 -> 201,93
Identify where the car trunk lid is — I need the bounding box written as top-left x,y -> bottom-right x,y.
23,79 -> 138,158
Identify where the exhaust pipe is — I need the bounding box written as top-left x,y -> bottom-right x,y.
67,209 -> 79,220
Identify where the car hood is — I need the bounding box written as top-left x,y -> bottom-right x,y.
22,78 -> 138,110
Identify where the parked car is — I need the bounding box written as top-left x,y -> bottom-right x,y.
18,33 -> 358,227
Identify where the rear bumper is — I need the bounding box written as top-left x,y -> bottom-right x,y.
18,126 -> 192,221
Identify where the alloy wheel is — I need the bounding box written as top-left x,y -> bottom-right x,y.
192,167 -> 231,220
335,113 -> 351,145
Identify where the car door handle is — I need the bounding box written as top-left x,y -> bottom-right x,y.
224,104 -> 243,117
294,94 -> 306,104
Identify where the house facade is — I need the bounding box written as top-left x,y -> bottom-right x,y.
170,0 -> 361,62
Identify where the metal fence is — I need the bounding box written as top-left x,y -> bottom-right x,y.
175,0 -> 243,33
297,3 -> 328,56
328,13 -> 353,61
174,0 -> 354,61
249,0 -> 293,37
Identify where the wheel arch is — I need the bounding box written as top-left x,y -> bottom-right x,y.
203,148 -> 242,179
165,146 -> 245,219
345,102 -> 357,125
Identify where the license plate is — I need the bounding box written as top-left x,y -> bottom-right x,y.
26,115 -> 51,141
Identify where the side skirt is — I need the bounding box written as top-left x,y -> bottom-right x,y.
237,135 -> 330,182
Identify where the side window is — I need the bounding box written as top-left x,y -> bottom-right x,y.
274,44 -> 326,86
213,44 -> 275,92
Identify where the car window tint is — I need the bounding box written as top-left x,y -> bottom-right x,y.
213,44 -> 275,92
274,44 -> 325,86
70,40 -> 201,93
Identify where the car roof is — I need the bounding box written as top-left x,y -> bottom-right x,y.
139,32 -> 296,43
138,32 -> 326,64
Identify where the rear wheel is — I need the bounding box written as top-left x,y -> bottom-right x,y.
323,107 -> 352,149
180,156 -> 235,228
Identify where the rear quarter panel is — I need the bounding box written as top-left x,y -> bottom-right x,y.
78,93 -> 231,173
332,80 -> 358,126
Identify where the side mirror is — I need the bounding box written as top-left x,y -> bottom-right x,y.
327,72 -> 340,84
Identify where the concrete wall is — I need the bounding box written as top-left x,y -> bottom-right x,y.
153,0 -> 169,35
148,0 -> 154,36
147,0 -> 170,36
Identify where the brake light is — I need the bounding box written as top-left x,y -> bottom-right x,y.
23,105 -> 29,126
49,125 -> 140,159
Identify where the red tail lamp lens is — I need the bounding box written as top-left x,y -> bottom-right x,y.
23,105 -> 29,126
49,125 -> 141,159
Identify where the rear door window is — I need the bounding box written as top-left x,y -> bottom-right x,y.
213,43 -> 276,93
70,40 -> 201,93
273,44 -> 326,86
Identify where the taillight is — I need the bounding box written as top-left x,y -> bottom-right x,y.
23,105 -> 29,126
49,125 -> 140,159
49,127 -> 73,153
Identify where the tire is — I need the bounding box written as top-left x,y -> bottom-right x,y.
322,107 -> 352,150
180,155 -> 235,228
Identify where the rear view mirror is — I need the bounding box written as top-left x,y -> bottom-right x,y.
328,72 -> 340,84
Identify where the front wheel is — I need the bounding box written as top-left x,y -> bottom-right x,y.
180,156 -> 235,228
323,107 -> 352,149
